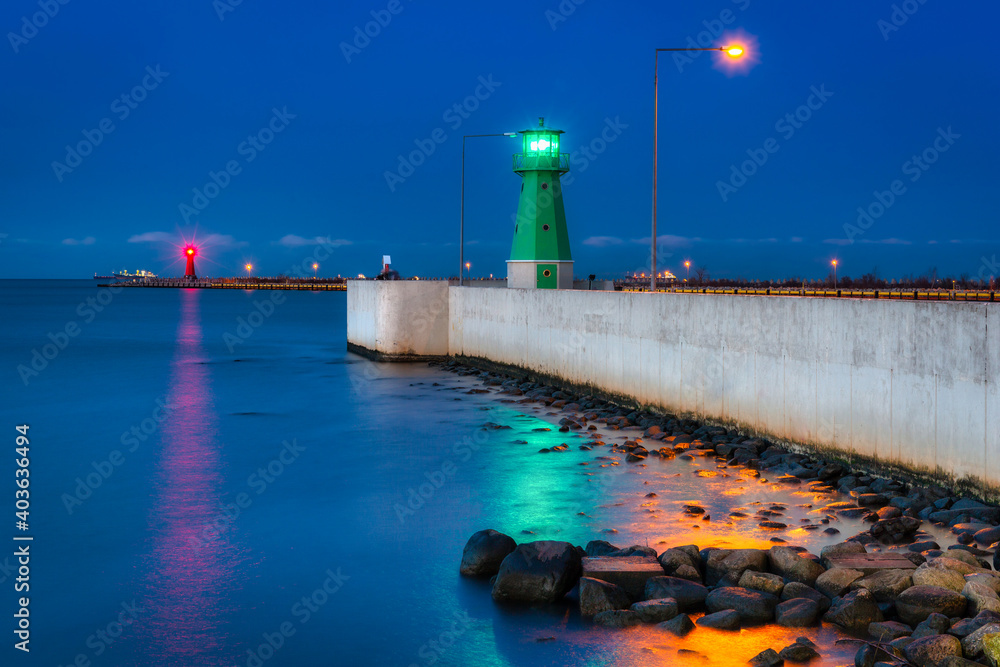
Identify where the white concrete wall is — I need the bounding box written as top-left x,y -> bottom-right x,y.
346,281 -> 450,359
448,287 -> 999,489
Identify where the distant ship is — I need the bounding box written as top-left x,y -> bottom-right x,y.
94,269 -> 158,280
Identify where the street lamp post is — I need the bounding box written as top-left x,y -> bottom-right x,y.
832,259 -> 838,288
461,132 -> 517,286
684,259 -> 691,282
651,45 -> 744,292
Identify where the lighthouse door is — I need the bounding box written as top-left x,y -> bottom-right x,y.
536,264 -> 557,289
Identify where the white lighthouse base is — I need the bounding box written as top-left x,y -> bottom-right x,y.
506,260 -> 574,290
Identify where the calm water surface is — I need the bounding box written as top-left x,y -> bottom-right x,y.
1,280 -> 953,666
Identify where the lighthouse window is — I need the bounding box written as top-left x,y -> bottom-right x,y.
542,224 -> 550,231
543,270 -> 552,277
541,182 -> 548,190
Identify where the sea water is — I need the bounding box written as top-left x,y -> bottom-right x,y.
2,280 -> 907,665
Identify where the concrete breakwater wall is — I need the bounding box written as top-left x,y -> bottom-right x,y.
347,281 -> 999,491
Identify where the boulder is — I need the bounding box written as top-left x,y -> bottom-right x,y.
950,610 -> 1000,638
823,588 -> 884,633
775,598 -> 819,627
850,569 -> 914,603
585,540 -> 619,557
579,577 -> 631,616
985,633 -> 1000,665
963,581 -> 1000,616
778,638 -> 820,663
672,564 -> 702,582
739,570 -> 785,596
749,648 -> 783,667
657,612 -> 694,636
895,586 -> 968,626
492,541 -> 583,603
460,529 -> 517,577
904,634 -> 962,667
644,576 -> 708,610
870,516 -> 922,543
820,540 -> 867,567
630,598 -> 678,623
815,568 -> 864,598
696,609 -> 741,630
960,622 -> 1000,658
912,562 -> 968,593
966,573 -> 1000,595
705,587 -> 778,624
592,609 -> 641,628
705,548 -> 768,587
940,656 -> 991,667
868,620 -> 913,641
658,547 -> 697,575
854,643 -> 904,667
781,582 -> 831,613
607,545 -> 657,558
770,546 -> 826,586
931,554 -> 980,574
974,526 -> 1000,546
912,613 -> 950,638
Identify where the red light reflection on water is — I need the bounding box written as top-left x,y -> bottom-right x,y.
140,289 -> 239,665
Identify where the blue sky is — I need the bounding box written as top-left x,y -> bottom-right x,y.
2,0 -> 998,280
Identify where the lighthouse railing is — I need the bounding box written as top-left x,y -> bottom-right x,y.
513,153 -> 570,173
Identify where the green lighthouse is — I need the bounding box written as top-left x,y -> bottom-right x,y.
507,117 -> 573,289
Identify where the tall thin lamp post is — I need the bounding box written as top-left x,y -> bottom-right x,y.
651,45 -> 745,292
461,132 -> 518,286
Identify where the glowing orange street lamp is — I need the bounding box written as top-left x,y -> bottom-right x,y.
312,262 -> 319,278
465,261 -> 471,280
651,44 -> 746,292
832,259 -> 839,287
684,260 -> 691,282
245,263 -> 253,277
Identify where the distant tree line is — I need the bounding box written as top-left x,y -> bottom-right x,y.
679,266 -> 996,291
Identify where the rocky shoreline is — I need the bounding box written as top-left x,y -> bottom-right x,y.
441,360 -> 1000,666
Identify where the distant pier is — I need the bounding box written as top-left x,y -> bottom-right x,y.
99,277 -> 347,291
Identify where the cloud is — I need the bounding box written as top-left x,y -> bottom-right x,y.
823,238 -> 853,246
275,234 -> 352,248
582,236 -> 624,247
859,238 -> 912,245
202,233 -> 247,248
627,234 -> 698,247
726,237 -> 779,244
128,231 -> 246,247
128,231 -> 174,244
591,235 -> 805,248
62,236 -> 96,246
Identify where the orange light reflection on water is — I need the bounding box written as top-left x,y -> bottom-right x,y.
583,620 -> 856,667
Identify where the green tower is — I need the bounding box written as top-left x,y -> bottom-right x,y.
507,117 -> 573,289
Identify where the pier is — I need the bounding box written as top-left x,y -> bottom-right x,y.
347,280 -> 1000,494
99,277 -> 347,291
